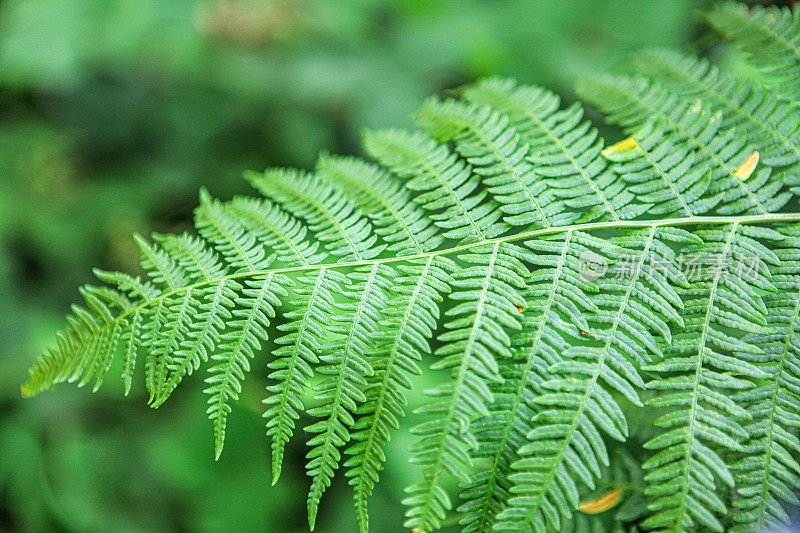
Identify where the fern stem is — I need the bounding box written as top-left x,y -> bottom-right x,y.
26,212 -> 800,400
25,214 -> 800,400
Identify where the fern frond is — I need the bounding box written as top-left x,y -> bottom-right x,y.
155,278 -> 236,408
601,118 -> 723,218
641,223 -> 777,532
304,264 -> 394,530
623,48 -> 800,170
707,1 -> 800,100
730,223 -> 800,532
225,195 -> 327,266
54,287 -> 127,394
577,74 -> 791,215
417,97 -> 569,229
151,234 -> 233,406
403,242 -> 529,532
88,273 -> 158,394
363,128 -> 507,243
135,236 -> 193,401
21,8 -> 800,531
194,189 -> 277,274
497,226 -> 688,532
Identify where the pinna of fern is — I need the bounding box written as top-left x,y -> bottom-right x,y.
20,2 -> 800,532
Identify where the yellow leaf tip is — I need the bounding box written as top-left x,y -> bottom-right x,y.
735,151 -> 759,181
579,487 -> 623,514
601,136 -> 638,159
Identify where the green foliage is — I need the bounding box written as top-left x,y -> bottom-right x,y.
707,1 -> 800,101
20,2 -> 800,532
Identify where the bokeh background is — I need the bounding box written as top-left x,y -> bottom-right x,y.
0,1 -> 789,531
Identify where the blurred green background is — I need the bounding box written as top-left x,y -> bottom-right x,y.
0,1 -> 782,531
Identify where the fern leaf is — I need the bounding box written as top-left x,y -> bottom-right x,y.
246,168 -> 384,262
151,234 -> 238,407
195,190 -> 274,271
305,264 -> 394,530
641,223 -> 775,531
730,223 -> 800,532
707,2 -> 800,101
265,267 -> 347,484
577,74 -> 791,215
80,285 -> 134,391
403,242 -> 528,532
344,256 -> 455,533
69,288 -> 125,392
316,154 -> 444,255
21,13 -> 800,532
459,232 -> 586,533
623,48 -> 800,170
21,279 -> 131,398
498,226 -> 687,532
225,195 -> 327,266
601,118 -> 723,217
363,128 -> 506,243
460,77 -> 651,222
205,273 -> 288,459
134,237 -> 193,400
90,270 -> 159,395
417,97 -> 569,229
